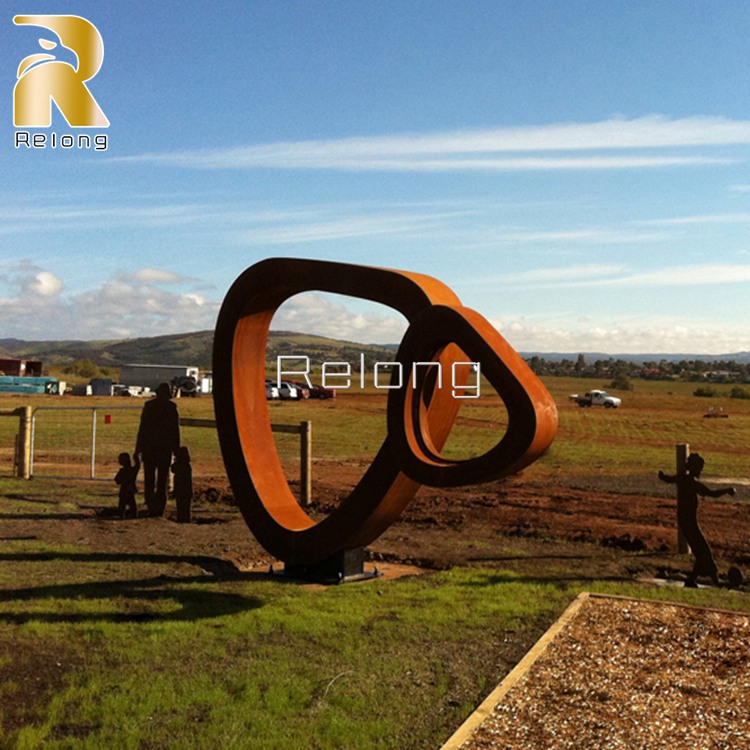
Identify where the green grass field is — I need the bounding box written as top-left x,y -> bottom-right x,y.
1,377 -> 749,746
3,375 -> 750,482
1,498 -> 748,750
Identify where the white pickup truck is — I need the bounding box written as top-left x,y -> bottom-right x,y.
569,389 -> 622,408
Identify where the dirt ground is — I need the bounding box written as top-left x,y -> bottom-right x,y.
308,463 -> 750,585
10,461 -> 748,588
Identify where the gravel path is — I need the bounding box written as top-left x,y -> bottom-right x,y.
444,594 -> 750,750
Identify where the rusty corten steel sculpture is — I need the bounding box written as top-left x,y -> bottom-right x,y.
213,258 -> 558,566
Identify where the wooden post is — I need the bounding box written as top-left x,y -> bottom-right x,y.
16,406 -> 32,479
300,420 -> 312,506
177,417 -> 312,504
676,443 -> 689,554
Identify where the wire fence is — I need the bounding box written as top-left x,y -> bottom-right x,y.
1,405 -> 310,501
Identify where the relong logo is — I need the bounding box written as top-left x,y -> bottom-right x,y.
13,14 -> 109,128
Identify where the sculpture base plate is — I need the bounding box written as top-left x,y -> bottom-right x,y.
272,548 -> 381,585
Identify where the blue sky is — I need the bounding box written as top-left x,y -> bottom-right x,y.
2,0 -> 750,354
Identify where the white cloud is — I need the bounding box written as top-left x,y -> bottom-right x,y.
117,115 -> 750,172
490,315 -> 750,355
0,263 -> 219,340
131,268 -> 193,284
29,270 -> 63,297
272,293 -> 407,345
496,264 -> 628,284
3,263 -> 748,356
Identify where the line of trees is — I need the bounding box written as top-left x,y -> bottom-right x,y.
526,354 -> 750,384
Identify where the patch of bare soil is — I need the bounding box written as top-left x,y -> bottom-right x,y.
5,462 -> 749,586
306,464 -> 750,586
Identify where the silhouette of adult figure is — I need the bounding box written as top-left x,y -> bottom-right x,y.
135,383 -> 180,517
659,452 -> 735,587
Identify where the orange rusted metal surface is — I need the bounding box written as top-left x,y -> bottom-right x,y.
213,258 -> 557,564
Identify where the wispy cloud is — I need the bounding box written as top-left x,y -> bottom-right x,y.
635,212 -> 750,226
604,263 -> 750,287
473,262 -> 750,290
496,264 -> 628,284
116,115 -> 750,172
235,210 -> 467,245
493,228 -> 671,244
0,199 -> 472,250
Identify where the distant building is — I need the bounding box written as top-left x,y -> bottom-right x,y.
0,358 -> 43,377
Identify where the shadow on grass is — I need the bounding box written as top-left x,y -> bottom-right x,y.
0,508 -> 238,522
0,573 -> 263,624
0,551 -> 268,624
2,494 -> 62,505
0,550 -> 241,568
0,512 -> 92,521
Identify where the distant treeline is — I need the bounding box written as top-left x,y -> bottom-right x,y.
526,354 -> 750,383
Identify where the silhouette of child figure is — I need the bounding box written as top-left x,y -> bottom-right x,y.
172,446 -> 193,523
659,452 -> 735,587
115,452 -> 140,519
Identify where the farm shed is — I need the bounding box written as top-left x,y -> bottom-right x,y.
0,358 -> 42,377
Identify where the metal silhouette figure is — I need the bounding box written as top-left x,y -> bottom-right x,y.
135,382 -> 180,517
659,452 -> 735,587
114,452 -> 139,519
172,446 -> 193,524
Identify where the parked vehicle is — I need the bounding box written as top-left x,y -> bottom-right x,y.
569,389 -> 622,408
287,380 -> 311,399
265,381 -> 280,399
113,384 -> 151,397
277,381 -> 299,399
171,375 -> 199,397
307,382 -> 336,399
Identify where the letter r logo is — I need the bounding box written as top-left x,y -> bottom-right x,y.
13,15 -> 109,128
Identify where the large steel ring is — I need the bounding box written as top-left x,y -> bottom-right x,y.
213,258 -> 557,564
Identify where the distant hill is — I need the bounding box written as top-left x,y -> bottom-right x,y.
0,331 -> 397,370
0,331 -> 215,368
2,331 -> 749,370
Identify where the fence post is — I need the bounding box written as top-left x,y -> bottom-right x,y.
90,408 -> 98,479
676,443 -> 689,554
300,420 -> 312,506
16,406 -> 32,479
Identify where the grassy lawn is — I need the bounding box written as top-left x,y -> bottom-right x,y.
3,375 -> 750,481
0,482 -> 748,749
1,379 -> 749,747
